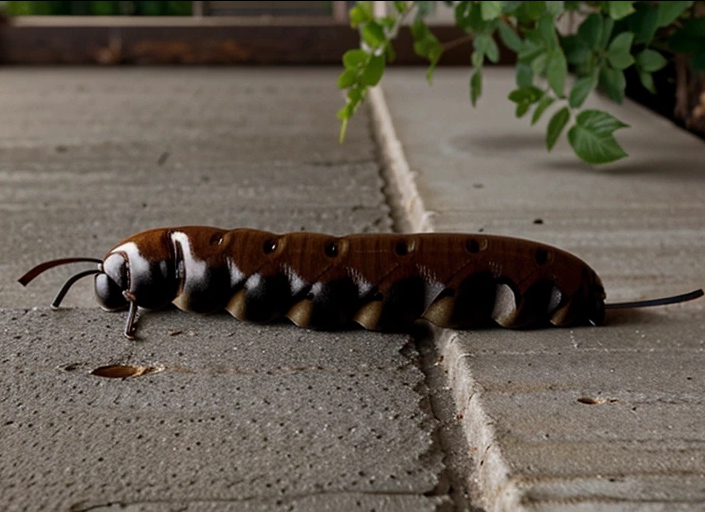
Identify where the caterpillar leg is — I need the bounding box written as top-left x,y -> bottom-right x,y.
123,300 -> 139,340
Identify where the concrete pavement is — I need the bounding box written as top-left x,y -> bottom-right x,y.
376,68 -> 705,511
0,69 -> 469,511
2,65 -> 704,512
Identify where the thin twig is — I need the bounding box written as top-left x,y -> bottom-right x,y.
442,34 -> 475,52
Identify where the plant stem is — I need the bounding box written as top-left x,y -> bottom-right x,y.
442,34 -> 475,52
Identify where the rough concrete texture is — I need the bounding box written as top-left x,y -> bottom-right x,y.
1,310 -> 443,511
0,69 -> 458,511
380,68 -> 705,511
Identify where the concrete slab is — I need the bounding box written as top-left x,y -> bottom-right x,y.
0,68 -> 462,511
377,68 -> 705,511
0,309 -> 444,511
379,68 -> 705,301
0,68 -> 387,309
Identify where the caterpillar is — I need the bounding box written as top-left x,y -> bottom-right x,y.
18,226 -> 703,339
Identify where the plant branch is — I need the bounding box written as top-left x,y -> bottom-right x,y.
441,34 -> 475,52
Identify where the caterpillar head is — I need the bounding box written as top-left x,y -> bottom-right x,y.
98,243 -> 179,312
17,238 -> 180,339
95,252 -> 130,311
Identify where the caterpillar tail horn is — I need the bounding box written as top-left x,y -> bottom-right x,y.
605,289 -> 703,310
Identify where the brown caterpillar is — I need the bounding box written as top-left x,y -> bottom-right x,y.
18,226 -> 703,339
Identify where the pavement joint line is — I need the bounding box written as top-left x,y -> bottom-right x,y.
370,83 -> 517,511
438,330 -> 522,512
368,85 -> 435,234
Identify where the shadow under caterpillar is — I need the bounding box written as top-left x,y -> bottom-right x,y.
19,226 -> 703,339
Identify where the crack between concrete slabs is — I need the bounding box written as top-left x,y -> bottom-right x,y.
367,85 -> 523,512
367,91 -> 483,512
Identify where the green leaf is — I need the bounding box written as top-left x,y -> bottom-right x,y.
516,62 -> 533,87
508,86 -> 544,104
475,34 -> 500,63
606,32 -> 635,70
454,2 -> 473,30
545,1 -> 564,16
516,101 -> 531,118
537,14 -> 559,50
378,16 -> 396,31
412,18 -> 443,68
599,17 -> 615,49
468,2 -> 499,33
518,38 -> 546,64
546,107 -> 570,151
522,1 -> 546,21
629,4 -> 659,45
361,22 -> 386,48
501,1 -> 524,14
635,49 -> 667,73
417,38 -> 443,61
338,85 -> 367,143
531,51 -> 550,75
657,1 -> 692,28
458,2 -> 483,32
567,109 -> 629,164
343,49 -> 369,69
605,1 -> 635,20
607,31 -> 633,54
561,35 -> 590,65
349,2 -> 373,27
393,1 -> 408,13
426,44 -> 443,84
361,55 -> 386,86
577,14 -> 602,48
531,96 -> 555,125
638,71 -> 656,94
498,20 -> 523,53
470,69 -> 482,106
338,117 -> 349,143
471,51 -> 483,68
480,1 -> 502,20
337,103 -> 352,121
416,1 -> 436,18
547,50 -> 567,96
347,87 -> 364,104
338,68 -> 357,89
411,18 -> 429,40
510,85 -> 544,119
599,66 -> 626,103
385,42 -> 396,63
569,73 -> 597,108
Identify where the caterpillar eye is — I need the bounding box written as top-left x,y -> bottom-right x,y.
94,273 -> 128,311
102,253 -> 128,290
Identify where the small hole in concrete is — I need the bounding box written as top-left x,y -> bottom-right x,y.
577,396 -> 617,405
91,365 -> 163,378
